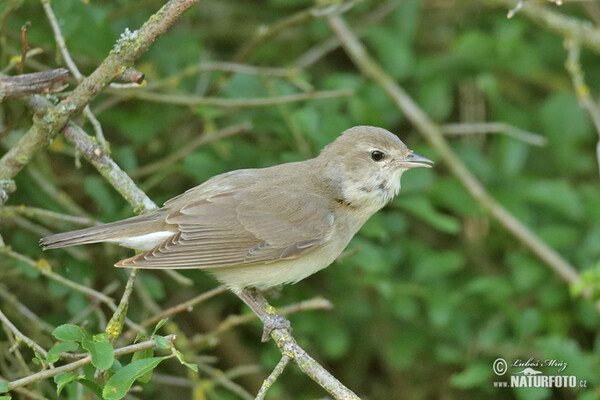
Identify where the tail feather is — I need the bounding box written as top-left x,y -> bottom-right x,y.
40,212 -> 166,250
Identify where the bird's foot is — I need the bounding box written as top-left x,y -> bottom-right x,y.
261,312 -> 292,342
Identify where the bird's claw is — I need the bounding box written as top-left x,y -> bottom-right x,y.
261,314 -> 292,342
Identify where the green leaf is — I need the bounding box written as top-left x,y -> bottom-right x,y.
174,350 -> 198,372
152,319 -> 168,337
131,349 -> 154,383
0,382 -> 7,393
153,335 -> 170,350
54,372 -> 81,395
82,336 -> 114,370
53,325 -> 87,342
397,196 -> 460,234
413,250 -> 465,282
47,341 -> 80,363
524,179 -> 583,221
102,357 -> 168,400
0,396 -> 10,400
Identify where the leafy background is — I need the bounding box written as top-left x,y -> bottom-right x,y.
1,0 -> 599,399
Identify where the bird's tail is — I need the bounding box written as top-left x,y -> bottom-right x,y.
40,212 -> 165,250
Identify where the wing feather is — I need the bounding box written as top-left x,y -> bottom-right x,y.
117,182 -> 334,269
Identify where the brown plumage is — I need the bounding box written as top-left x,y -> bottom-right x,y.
40,126 -> 433,290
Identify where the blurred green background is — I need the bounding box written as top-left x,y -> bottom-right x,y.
1,0 -> 599,399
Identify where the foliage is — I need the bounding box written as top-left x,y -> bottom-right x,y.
1,0 -> 600,399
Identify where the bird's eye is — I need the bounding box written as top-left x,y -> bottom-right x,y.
370,150 -> 385,162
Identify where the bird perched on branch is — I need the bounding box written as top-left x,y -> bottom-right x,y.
41,125 -> 433,339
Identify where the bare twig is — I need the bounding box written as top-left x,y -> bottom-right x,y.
0,69 -> 69,101
564,38 -> 600,175
327,16 -> 590,308
140,286 -> 227,329
487,0 -> 600,53
196,363 -> 254,400
442,122 -> 547,146
239,289 -> 359,400
0,308 -> 48,358
0,205 -> 95,226
40,0 -> 82,80
130,122 -> 251,178
57,118 -> 157,214
5,334 -> 175,391
255,355 -> 291,400
4,248 -> 116,308
188,62 -> 290,77
117,88 -> 354,108
19,22 -> 31,74
192,297 -> 333,347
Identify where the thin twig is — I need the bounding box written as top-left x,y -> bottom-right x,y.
0,205 -> 95,226
196,363 -> 254,400
442,122 -> 547,146
4,248 -> 115,308
487,0 -> 600,53
117,89 -> 354,108
327,15 -> 591,309
564,38 -> 600,176
140,286 -> 227,329
0,69 -> 69,101
41,0 -> 110,150
192,297 -> 333,347
239,289 -> 359,400
0,308 -> 48,358
130,122 -> 251,178
83,105 -> 108,150
40,0 -> 82,80
5,334 -> 175,391
255,355 -> 291,400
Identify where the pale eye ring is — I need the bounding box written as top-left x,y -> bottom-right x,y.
370,150 -> 385,162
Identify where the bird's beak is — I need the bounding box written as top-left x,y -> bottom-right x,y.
395,152 -> 434,168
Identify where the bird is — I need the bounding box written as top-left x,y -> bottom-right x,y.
40,125 -> 433,338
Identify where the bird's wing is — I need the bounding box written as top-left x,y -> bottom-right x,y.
116,185 -> 335,269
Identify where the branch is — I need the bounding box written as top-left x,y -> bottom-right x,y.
564,38 -> 600,176
0,0 -> 202,204
442,122 -> 547,146
327,16 -> 592,307
0,308 -> 48,358
239,289 -> 360,400
191,297 -> 333,347
0,69 -> 69,101
486,0 -> 600,53
5,334 -> 175,391
116,88 -> 354,108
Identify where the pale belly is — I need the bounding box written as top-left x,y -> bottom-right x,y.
207,236 -> 350,290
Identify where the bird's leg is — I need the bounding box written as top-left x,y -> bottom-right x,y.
233,287 -> 292,342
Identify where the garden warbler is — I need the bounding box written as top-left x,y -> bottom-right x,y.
41,126 -> 433,290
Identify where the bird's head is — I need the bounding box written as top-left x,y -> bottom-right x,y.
318,126 -> 433,212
